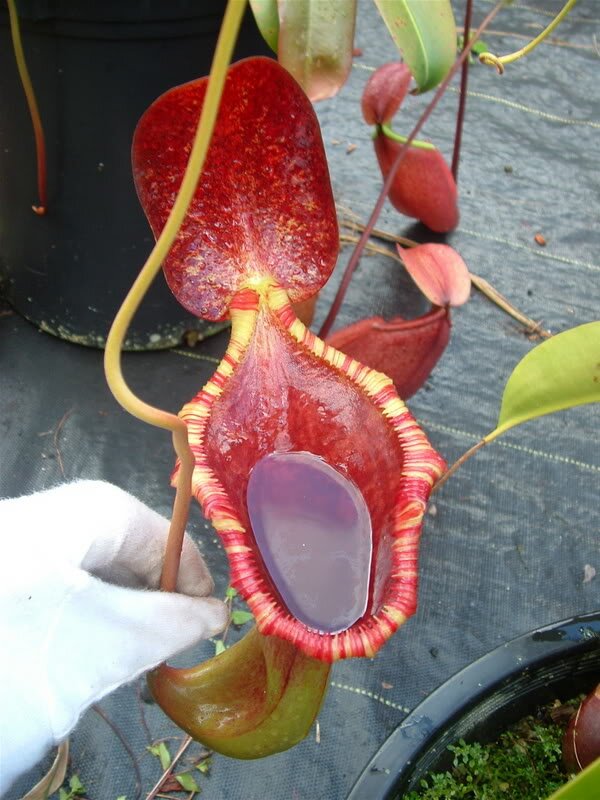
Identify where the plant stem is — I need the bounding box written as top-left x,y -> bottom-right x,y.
451,0 -> 473,180
431,436 -> 488,492
93,704 -> 142,800
318,0 -> 507,340
103,0 -> 247,593
479,0 -> 578,73
432,422 -> 510,491
7,0 -> 47,214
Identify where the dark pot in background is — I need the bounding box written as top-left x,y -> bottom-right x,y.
348,612 -> 600,799
0,1 -> 271,349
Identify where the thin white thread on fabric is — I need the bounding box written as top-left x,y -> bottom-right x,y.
477,0 -> 598,25
330,681 -> 411,714
420,418 -> 600,474
171,349 -> 221,364
457,228 -> 600,273
352,63 -> 600,130
448,88 -> 600,128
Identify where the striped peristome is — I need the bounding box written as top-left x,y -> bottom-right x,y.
173,283 -> 445,662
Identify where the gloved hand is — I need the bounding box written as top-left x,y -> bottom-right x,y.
0,481 -> 227,796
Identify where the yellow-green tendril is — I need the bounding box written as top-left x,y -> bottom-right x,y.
7,0 -> 47,214
479,0 -> 578,74
379,124 -> 436,151
104,0 -> 247,593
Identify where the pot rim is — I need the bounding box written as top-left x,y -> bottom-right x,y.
348,610 -> 600,800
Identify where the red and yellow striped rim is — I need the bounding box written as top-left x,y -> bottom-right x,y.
174,283 -> 445,662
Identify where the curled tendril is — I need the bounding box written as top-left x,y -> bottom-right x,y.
477,0 -> 578,75
478,52 -> 505,74
104,0 -> 247,593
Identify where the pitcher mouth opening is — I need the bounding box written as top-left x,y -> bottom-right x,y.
246,449 -> 373,635
173,284 -> 446,662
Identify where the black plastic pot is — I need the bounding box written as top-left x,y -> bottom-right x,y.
348,612 -> 600,799
0,1 -> 271,349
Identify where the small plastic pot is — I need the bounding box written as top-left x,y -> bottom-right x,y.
348,611 -> 600,799
0,1 -> 270,349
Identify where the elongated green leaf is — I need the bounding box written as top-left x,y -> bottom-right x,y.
147,741 -> 171,771
176,772 -> 200,793
492,321 -> 600,438
546,757 -> 600,799
231,609 -> 254,626
277,0 -> 357,101
249,0 -> 279,52
373,0 -> 457,93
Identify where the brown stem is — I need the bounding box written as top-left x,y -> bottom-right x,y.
137,681 -> 153,746
93,703 -> 142,800
7,0 -> 48,214
159,426 -> 194,592
451,0 -> 473,180
318,0 -> 507,340
432,437 -> 488,493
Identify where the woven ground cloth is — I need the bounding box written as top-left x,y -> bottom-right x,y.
2,0 -> 599,797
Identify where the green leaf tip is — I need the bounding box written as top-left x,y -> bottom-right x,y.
373,0 -> 457,93
231,609 -> 255,626
147,741 -> 172,771
249,0 -> 279,52
176,772 -> 201,792
493,321 -> 600,439
546,756 -> 600,799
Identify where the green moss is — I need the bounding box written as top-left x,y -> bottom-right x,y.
402,699 -> 580,800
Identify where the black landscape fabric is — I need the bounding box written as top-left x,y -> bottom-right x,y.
1,1 -> 599,798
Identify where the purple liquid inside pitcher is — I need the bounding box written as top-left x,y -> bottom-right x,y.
247,451 -> 373,633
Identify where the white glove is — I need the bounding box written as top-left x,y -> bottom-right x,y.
0,481 -> 227,796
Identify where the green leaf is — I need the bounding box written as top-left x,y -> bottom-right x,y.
115,796 -> 128,800
197,758 -> 212,775
69,775 -> 84,795
471,39 -> 489,56
231,610 -> 254,626
59,791 -> 69,800
176,772 -> 201,793
277,0 -> 357,101
248,0 -> 279,52
373,0 -> 457,93
492,322 -> 600,439
147,741 -> 172,771
457,35 -> 489,57
214,639 -> 226,655
225,586 -> 238,600
546,757 -> 600,799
